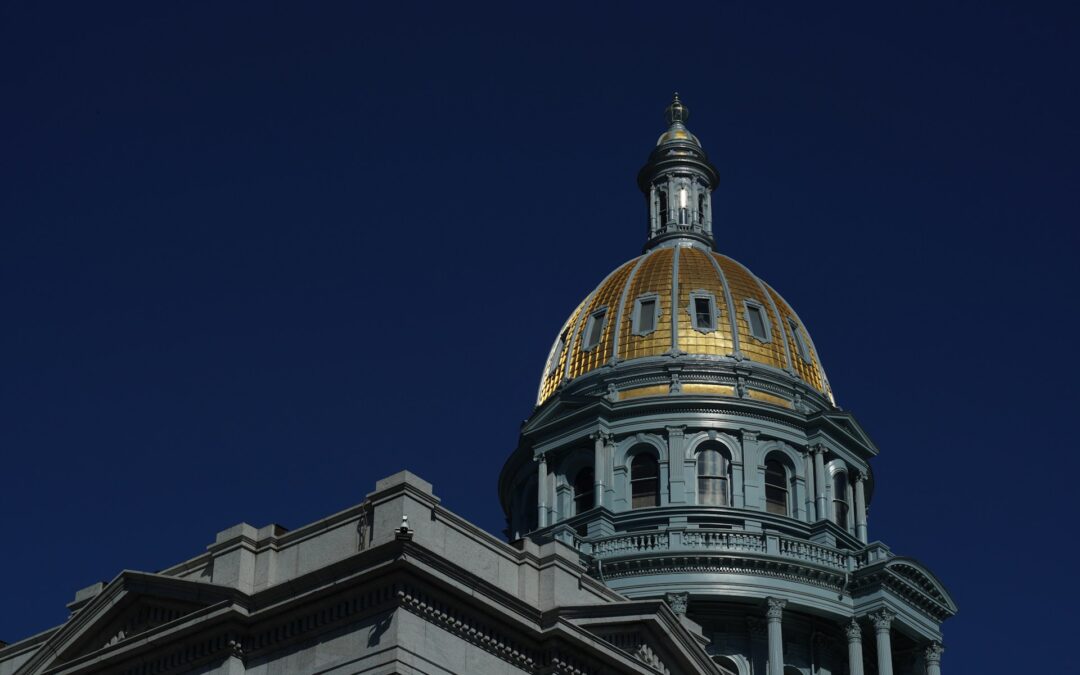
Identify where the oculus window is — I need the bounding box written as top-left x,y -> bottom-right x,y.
788,318 -> 811,362
630,453 -> 659,509
744,301 -> 771,342
690,292 -> 717,332
582,308 -> 607,351
632,295 -> 660,335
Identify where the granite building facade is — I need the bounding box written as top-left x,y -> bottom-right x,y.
0,97 -> 953,675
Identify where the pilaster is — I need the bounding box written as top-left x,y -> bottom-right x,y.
667,426 -> 687,504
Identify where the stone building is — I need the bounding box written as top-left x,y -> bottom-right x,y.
0,97 -> 954,675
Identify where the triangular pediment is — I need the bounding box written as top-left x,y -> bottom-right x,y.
808,410 -> 880,456
19,571 -> 241,675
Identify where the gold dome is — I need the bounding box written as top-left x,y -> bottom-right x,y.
538,244 -> 833,405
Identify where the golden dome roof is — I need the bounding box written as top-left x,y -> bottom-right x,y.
537,243 -> 833,405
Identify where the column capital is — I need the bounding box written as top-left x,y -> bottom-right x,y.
869,609 -> 895,632
924,641 -> 944,665
535,453 -> 548,464
853,470 -> 867,483
810,443 -> 827,456
665,425 -> 687,438
741,429 -> 759,443
843,619 -> 862,642
589,430 -> 614,443
664,591 -> 689,616
765,597 -> 786,620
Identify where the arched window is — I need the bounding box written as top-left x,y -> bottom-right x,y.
697,192 -> 705,224
573,467 -> 594,515
658,190 -> 669,227
764,459 -> 789,516
630,453 -> 659,509
697,447 -> 730,506
712,655 -> 740,675
833,471 -> 850,529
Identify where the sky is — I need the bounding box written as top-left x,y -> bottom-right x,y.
1,1 -> 1077,670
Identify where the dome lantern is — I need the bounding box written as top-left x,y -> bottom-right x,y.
637,93 -> 721,250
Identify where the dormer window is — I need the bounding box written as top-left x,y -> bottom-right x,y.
788,318 -> 811,362
582,308 -> 607,351
544,331 -> 567,377
632,295 -> 660,336
744,301 -> 771,342
690,292 -> 717,332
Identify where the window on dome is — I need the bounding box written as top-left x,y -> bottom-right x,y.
573,468 -> 594,515
630,453 -> 659,509
788,319 -> 811,362
697,193 -> 706,224
583,308 -> 607,351
833,471 -> 850,529
545,331 -> 567,377
697,446 -> 730,506
764,459 -> 789,516
633,295 -> 659,335
745,301 -> 770,341
691,293 -> 717,332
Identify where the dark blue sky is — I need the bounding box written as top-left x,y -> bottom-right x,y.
2,2 -> 1076,669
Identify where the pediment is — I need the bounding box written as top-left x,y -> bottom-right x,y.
18,571 -> 241,675
809,410 -> 880,456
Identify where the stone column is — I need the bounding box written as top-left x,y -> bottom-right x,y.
869,609 -> 895,675
812,446 -> 827,520
924,641 -> 944,675
537,455 -> 548,528
667,426 -> 687,504
804,451 -> 817,520
844,620 -> 864,675
591,432 -> 606,508
765,597 -> 786,675
854,472 -> 868,542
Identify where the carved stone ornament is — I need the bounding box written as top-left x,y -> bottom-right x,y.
765,597 -> 786,621
843,619 -> 862,642
869,609 -> 895,632
634,643 -> 665,671
664,592 -> 689,616
605,383 -> 619,402
924,641 -> 944,664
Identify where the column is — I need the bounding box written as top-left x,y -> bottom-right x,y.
765,597 -> 786,675
813,446 -> 827,520
604,435 -> 617,506
844,619 -> 864,675
924,641 -> 944,675
591,432 -> 606,508
537,455 -> 548,528
869,609 -> 895,675
804,451 -> 817,521
854,472 -> 868,542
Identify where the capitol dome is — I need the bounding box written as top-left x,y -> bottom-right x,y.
537,93 -> 833,410
538,248 -> 833,405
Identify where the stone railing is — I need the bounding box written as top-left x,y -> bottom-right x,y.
582,529 -> 857,572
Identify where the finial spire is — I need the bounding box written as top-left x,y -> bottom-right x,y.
665,92 -> 689,125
